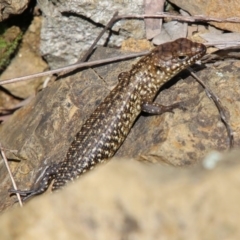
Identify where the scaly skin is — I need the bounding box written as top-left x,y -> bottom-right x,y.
10,38 -> 206,201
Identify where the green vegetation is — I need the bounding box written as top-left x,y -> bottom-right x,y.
0,23 -> 23,72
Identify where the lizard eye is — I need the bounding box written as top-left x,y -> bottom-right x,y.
178,55 -> 187,60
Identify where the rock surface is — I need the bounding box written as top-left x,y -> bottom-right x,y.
1,155 -> 240,240
37,0 -> 145,69
0,46 -> 240,211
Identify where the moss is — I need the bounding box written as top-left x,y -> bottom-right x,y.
0,23 -> 23,72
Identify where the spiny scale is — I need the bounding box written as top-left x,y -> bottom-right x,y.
11,38 -> 206,201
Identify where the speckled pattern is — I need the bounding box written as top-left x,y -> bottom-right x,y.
13,38 -> 206,200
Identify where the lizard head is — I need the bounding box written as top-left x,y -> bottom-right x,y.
150,38 -> 206,79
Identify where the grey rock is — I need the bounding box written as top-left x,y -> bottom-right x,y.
38,0 -> 145,69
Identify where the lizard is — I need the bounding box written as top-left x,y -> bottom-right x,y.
10,38 -> 206,201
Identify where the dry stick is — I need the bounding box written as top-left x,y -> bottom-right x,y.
117,12 -> 240,23
204,41 -> 240,47
0,145 -> 23,207
0,51 -> 149,86
2,13 -> 240,86
118,13 -> 240,47
59,11 -> 240,23
60,11 -> 236,78
188,68 -> 234,149
5,11 -> 121,85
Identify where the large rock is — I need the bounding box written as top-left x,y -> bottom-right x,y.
1,157 -> 240,239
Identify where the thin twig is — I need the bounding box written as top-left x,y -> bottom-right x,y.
0,51 -> 149,86
2,12 -> 240,86
60,11 -> 240,23
204,41 -> 240,47
0,144 -> 23,206
117,12 -> 240,23
188,68 -> 234,149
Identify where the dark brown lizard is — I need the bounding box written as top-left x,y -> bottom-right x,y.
10,38 -> 206,201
